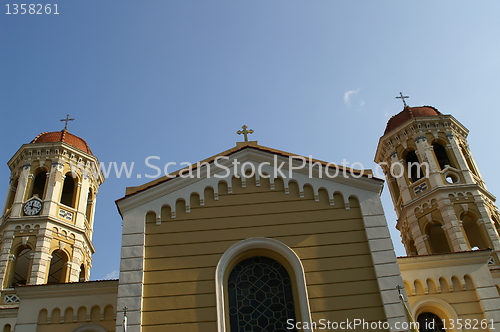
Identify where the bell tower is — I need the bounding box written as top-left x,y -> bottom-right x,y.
375,104 -> 500,265
0,124 -> 104,289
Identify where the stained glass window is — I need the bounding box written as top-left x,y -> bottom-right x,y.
417,312 -> 445,332
228,256 -> 297,332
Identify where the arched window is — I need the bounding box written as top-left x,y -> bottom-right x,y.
432,143 -> 452,170
427,223 -> 451,254
216,238 -> 312,332
79,264 -> 86,282
61,173 -> 76,208
10,245 -> 32,286
407,238 -> 418,256
462,213 -> 488,250
228,256 -> 297,332
417,312 -> 445,332
47,250 -> 68,284
405,150 -> 423,183
32,170 -> 47,199
3,324 -> 12,332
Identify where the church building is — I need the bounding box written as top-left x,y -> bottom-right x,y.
0,104 -> 498,332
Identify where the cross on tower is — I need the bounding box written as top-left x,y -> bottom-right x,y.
60,114 -> 75,131
237,125 -> 254,142
396,92 -> 410,108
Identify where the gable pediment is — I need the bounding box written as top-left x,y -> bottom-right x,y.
116,145 -> 383,218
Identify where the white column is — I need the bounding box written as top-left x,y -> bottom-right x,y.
75,174 -> 90,228
11,164 -> 32,217
446,132 -> 475,183
2,179 -> 17,215
389,151 -> 411,203
44,161 -> 64,216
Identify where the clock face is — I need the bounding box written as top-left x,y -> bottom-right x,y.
23,199 -> 43,216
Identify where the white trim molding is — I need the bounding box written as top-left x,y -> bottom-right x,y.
71,323 -> 109,332
359,194 -> 408,332
411,296 -> 461,332
215,237 -> 313,332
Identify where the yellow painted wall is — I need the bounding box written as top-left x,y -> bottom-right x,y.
406,281 -> 489,331
142,176 -> 387,331
36,304 -> 115,332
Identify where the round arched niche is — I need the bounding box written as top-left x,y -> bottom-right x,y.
411,297 -> 460,332
71,323 -> 108,332
215,237 -> 313,332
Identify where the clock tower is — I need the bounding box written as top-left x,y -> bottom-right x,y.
0,126 -> 104,290
375,105 -> 500,263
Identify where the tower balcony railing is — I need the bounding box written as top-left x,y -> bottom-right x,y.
57,203 -> 76,224
409,177 -> 430,198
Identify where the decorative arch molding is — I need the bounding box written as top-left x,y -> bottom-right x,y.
215,237 -> 312,332
411,296 -> 460,332
144,174 -> 361,223
71,323 -> 108,332
119,147 -> 386,218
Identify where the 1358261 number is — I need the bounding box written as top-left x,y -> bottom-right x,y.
6,4 -> 59,14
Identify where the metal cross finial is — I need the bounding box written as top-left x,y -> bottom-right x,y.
396,284 -> 403,295
396,92 -> 410,108
123,307 -> 128,317
60,114 -> 75,131
237,125 -> 254,142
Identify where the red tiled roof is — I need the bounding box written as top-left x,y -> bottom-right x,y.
384,106 -> 442,135
31,130 -> 92,155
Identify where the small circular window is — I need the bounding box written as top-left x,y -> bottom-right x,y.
445,172 -> 459,184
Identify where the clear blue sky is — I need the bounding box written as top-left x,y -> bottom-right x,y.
2,1 -> 500,280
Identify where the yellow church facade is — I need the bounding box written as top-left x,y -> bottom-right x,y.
0,104 -> 498,332
115,141 -> 405,331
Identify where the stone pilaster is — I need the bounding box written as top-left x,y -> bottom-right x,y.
413,134 -> 440,187
44,160 -> 64,216
407,214 -> 429,255
68,244 -> 84,282
389,151 -> 411,205
29,228 -> 53,285
75,176 -> 90,229
445,132 -> 475,181
0,231 -> 15,289
438,204 -> 469,251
